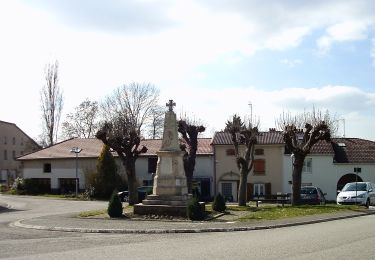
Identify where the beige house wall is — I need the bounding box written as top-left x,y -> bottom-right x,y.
0,121 -> 39,183
214,144 -> 284,201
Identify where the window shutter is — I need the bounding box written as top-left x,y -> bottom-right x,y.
247,183 -> 253,200
265,182 -> 271,195
254,159 -> 265,174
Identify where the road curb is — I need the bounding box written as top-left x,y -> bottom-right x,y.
11,211 -> 375,234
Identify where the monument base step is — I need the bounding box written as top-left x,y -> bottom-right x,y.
142,194 -> 191,206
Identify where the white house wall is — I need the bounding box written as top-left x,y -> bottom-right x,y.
21,159 -> 97,190
283,155 -> 375,201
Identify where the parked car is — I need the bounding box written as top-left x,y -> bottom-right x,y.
117,191 -> 129,202
299,186 -> 326,205
337,182 -> 375,208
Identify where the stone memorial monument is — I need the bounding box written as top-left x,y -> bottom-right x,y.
133,100 -> 190,217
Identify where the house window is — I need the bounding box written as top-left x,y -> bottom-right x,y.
43,163 -> 51,173
221,182 -> 233,200
148,157 -> 158,174
3,136 -> 7,144
253,159 -> 265,175
303,158 -> 312,174
253,183 -> 265,196
226,149 -> 235,156
21,138 -> 24,146
4,150 -> 7,160
12,137 -> 16,145
20,151 -> 24,155
12,150 -> 16,159
255,148 -> 264,155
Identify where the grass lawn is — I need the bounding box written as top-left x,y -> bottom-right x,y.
78,203 -> 365,221
225,204 -> 364,222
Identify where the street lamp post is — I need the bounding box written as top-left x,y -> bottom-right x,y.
290,153 -> 295,203
70,147 -> 82,197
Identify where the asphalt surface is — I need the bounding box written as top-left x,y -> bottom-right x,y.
2,195 -> 375,259
5,199 -> 374,234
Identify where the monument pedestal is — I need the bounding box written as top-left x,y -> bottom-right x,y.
133,101 -> 191,217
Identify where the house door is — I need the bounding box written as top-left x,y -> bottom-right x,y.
59,178 -> 78,194
221,182 -> 233,202
200,178 -> 211,201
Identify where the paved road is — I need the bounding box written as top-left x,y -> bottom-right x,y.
1,195 -> 375,259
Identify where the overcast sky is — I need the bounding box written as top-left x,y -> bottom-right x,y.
1,0 -> 375,141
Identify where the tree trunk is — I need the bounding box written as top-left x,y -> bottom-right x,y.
125,162 -> 138,206
186,174 -> 193,195
238,170 -> 248,206
291,154 -> 305,205
182,151 -> 195,194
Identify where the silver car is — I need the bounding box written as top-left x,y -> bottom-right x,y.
337,182 -> 375,208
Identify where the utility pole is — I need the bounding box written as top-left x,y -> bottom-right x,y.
248,102 -> 252,124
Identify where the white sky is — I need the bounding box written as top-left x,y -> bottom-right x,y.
1,0 -> 375,141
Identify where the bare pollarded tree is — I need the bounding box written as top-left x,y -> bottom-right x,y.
276,108 -> 336,205
178,116 -> 205,194
62,99 -> 99,139
96,83 -> 159,205
96,116 -> 147,205
225,114 -> 258,206
40,60 -> 63,146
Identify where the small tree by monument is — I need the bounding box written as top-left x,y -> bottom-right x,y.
178,119 -> 205,194
187,196 -> 205,220
87,144 -> 123,199
212,193 -> 226,212
108,190 -> 123,218
225,114 -> 258,206
277,109 -> 334,205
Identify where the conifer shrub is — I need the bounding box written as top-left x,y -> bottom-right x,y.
88,144 -> 126,199
187,196 -> 205,220
212,193 -> 226,212
107,190 -> 123,218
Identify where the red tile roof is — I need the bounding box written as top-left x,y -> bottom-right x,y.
310,140 -> 334,154
332,138 -> 375,163
18,137 -> 213,160
212,132 -> 375,163
17,134 -> 375,164
211,131 -> 284,145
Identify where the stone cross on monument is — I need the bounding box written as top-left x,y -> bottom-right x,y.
166,99 -> 176,112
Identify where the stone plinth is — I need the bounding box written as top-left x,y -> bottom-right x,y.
134,100 -> 190,217
152,150 -> 187,196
